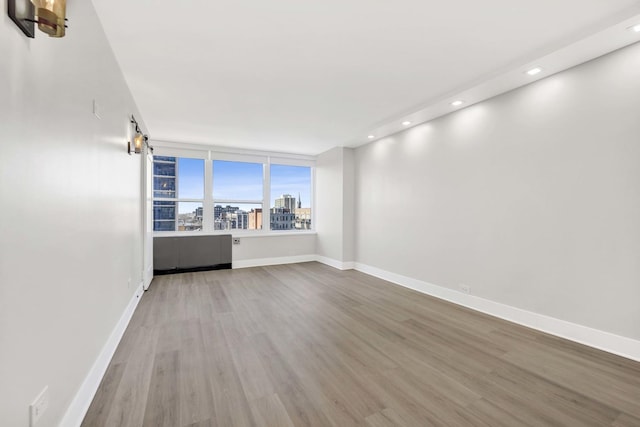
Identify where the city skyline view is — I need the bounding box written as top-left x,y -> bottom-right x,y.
173,159 -> 312,214
154,156 -> 312,231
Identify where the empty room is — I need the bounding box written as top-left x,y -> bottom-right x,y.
2,0 -> 640,426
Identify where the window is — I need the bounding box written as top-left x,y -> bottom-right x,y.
152,156 -> 204,231
213,161 -> 263,231
152,151 -> 313,234
270,164 -> 312,230
213,160 -> 263,201
213,203 -> 262,231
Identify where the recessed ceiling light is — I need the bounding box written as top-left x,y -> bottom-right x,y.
451,100 -> 464,107
629,24 -> 640,33
367,135 -> 375,139
402,121 -> 411,126
526,67 -> 542,76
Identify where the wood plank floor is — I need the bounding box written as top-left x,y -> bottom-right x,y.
82,262 -> 640,427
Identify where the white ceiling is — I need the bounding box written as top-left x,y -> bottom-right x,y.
91,0 -> 640,155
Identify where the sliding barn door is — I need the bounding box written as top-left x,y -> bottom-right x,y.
143,151 -> 154,290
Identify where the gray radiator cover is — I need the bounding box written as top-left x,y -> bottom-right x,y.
154,235 -> 232,273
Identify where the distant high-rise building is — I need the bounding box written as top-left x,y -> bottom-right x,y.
153,156 -> 177,231
275,194 -> 296,212
212,205 -> 258,230
249,208 -> 262,230
214,205 -> 224,219
270,207 -> 295,230
295,208 -> 311,229
235,210 -> 248,229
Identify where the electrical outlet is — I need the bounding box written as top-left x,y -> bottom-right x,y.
30,386 -> 48,426
460,284 -> 470,294
233,238 -> 240,245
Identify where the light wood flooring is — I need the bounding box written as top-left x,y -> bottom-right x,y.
82,262 -> 640,426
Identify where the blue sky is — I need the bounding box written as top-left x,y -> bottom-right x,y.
213,161 -> 262,201
177,158 -> 204,199
270,164 -> 312,208
175,159 -> 311,213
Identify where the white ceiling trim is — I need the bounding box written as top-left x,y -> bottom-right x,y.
91,0 -> 640,155
355,12 -> 640,148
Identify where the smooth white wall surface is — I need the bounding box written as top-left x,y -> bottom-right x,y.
316,147 -> 355,263
354,43 -> 640,341
232,234 -> 316,262
342,148 -> 355,263
0,2 -> 145,426
316,147 -> 345,261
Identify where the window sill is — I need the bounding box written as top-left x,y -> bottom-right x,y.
235,231 -> 317,238
153,230 -> 317,238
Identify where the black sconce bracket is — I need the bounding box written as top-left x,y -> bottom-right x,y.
8,0 -> 35,38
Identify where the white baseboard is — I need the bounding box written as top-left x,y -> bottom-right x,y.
59,283 -> 145,427
315,255 -> 355,271
353,262 -> 640,362
233,254 -> 316,269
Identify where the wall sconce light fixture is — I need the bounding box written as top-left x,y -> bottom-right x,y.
128,115 -> 152,155
8,0 -> 68,38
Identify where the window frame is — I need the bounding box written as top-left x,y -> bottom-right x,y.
151,144 -> 315,237
269,162 -> 314,232
212,156 -> 265,233
152,154 -> 206,232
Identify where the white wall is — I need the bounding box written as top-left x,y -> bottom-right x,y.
354,42 -> 640,341
342,148 -> 355,263
232,234 -> 316,267
316,147 -> 345,261
356,44 -> 640,339
0,2 -> 145,426
316,147 -> 355,265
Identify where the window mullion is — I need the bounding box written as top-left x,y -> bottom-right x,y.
264,157 -> 271,234
203,157 -> 213,232
310,166 -> 315,231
